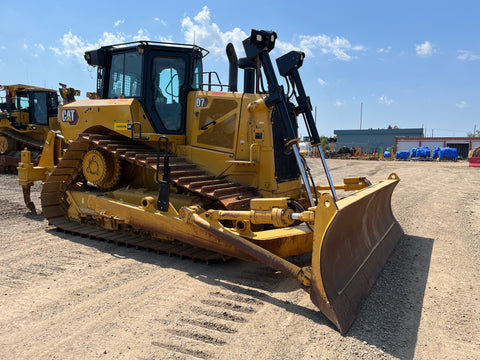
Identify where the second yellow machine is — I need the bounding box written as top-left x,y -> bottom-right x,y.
20,30 -> 403,333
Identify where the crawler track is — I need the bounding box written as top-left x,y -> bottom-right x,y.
0,130 -> 44,173
40,134 -> 262,262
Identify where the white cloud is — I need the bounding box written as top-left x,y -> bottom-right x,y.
23,43 -> 28,49
378,95 -> 394,105
98,32 -> 126,46
50,29 -> 174,62
415,41 -> 435,57
298,34 -> 365,61
334,100 -> 343,107
275,40 -> 299,54
50,32 -> 87,57
181,7 -> 363,61
456,100 -> 468,109
457,50 -> 480,61
50,8 -> 364,66
181,6 -> 247,55
377,46 -> 392,53
50,31 -> 126,60
34,44 -> 45,51
132,29 -> 150,41
154,17 -> 167,26
317,78 -> 327,86
352,45 -> 366,51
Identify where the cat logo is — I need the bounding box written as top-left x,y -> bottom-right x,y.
61,109 -> 79,125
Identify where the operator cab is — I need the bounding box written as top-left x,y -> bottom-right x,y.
0,85 -> 58,126
85,42 -> 206,135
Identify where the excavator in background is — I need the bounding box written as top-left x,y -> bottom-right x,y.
0,83 -> 79,173
18,30 -> 403,333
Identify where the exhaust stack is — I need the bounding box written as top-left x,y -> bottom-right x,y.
226,43 -> 238,92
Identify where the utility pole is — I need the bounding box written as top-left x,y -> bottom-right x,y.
360,102 -> 363,130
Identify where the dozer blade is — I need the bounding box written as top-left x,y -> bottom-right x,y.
310,173 -> 403,333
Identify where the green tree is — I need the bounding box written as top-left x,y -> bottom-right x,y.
467,130 -> 480,137
320,136 -> 330,150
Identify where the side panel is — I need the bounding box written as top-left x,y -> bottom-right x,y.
59,99 -> 155,142
187,90 -> 243,154
181,91 -> 302,198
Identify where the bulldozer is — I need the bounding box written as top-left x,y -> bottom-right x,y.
0,83 -> 79,173
18,30 -> 403,333
0,84 -> 59,173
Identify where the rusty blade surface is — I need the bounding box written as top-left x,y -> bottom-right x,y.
310,175 -> 403,333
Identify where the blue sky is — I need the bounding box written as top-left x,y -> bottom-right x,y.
1,1 -> 479,137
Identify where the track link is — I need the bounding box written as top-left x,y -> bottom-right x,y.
41,134 -> 262,262
0,130 -> 44,173
79,133 -> 260,210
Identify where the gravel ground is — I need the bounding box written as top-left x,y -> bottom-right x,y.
0,158 -> 479,359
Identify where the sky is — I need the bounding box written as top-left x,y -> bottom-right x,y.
1,1 -> 479,137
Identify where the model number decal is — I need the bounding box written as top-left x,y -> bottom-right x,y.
196,97 -> 208,108
61,109 -> 78,125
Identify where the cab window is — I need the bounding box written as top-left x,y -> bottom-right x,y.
16,92 -> 29,111
108,52 -> 142,98
32,92 -> 48,125
192,58 -> 202,90
152,56 -> 186,132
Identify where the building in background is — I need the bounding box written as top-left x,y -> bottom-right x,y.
395,137 -> 480,159
334,128 -> 423,153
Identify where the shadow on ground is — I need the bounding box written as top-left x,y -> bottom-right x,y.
46,227 -> 432,359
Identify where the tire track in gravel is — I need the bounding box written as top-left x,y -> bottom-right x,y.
0,219 -> 279,359
1,252 -> 197,359
151,289 -> 265,359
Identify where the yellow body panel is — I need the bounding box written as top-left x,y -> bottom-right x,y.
59,91 -> 302,199
179,91 -> 302,197
60,99 -> 153,141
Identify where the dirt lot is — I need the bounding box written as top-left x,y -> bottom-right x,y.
0,159 -> 479,359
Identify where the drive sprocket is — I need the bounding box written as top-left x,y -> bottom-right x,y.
82,148 -> 120,190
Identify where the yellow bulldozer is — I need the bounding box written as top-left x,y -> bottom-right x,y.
0,83 -> 79,173
18,30 -> 403,333
0,84 -> 60,172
